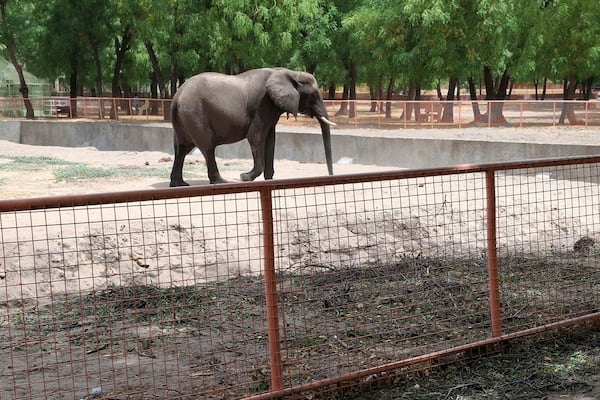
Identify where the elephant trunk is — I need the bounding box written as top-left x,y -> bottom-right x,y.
318,118 -> 334,176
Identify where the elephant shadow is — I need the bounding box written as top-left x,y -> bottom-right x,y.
150,179 -> 209,189
151,178 -> 245,189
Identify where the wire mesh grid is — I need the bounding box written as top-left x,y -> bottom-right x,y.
0,193 -> 271,400
272,174 -> 492,388
496,163 -> 600,333
0,159 -> 599,400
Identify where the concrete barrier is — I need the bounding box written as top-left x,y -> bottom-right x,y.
0,120 -> 21,143
2,120 -> 600,169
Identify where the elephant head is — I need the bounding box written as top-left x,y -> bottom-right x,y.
169,68 -> 335,186
265,69 -> 335,175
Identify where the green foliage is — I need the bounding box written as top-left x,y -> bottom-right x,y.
2,0 -> 600,99
537,0 -> 600,81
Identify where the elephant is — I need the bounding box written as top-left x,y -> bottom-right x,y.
169,67 -> 336,186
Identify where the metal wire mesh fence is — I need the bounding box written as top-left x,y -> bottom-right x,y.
1,157 -> 599,400
496,164 -> 600,332
3,96 -> 600,128
270,175 -> 491,388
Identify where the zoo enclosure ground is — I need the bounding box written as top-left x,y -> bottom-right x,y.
341,326 -> 600,400
0,127 -> 599,400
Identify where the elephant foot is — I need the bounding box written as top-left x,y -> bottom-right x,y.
240,172 -> 258,182
170,179 -> 190,187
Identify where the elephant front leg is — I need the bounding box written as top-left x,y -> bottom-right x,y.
263,126 -> 276,180
240,139 -> 265,182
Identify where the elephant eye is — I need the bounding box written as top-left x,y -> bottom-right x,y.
298,94 -> 313,114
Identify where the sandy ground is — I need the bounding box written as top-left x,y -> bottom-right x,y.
1,132 -> 599,299
4,123 -> 600,199
0,139 -> 397,199
0,129 -> 599,400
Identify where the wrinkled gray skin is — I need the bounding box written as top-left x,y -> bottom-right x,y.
169,68 -> 334,186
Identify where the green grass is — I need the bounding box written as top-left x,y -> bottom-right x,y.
0,155 -> 78,171
0,154 -> 249,184
53,164 -> 172,182
0,154 -> 176,182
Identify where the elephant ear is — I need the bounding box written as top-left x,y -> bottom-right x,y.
266,69 -> 300,117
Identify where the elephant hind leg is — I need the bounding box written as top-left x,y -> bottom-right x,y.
170,142 -> 195,187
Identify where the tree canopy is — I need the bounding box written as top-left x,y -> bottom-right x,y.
2,0 -> 600,121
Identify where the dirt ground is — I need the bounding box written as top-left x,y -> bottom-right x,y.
0,139 -> 398,199
0,135 -> 599,400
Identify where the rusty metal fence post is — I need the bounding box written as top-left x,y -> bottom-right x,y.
260,188 -> 283,391
486,169 -> 502,337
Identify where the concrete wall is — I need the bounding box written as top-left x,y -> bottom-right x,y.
16,121 -> 175,153
2,120 -> 600,169
0,120 -> 21,143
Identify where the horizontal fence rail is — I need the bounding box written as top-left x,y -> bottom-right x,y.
0,157 -> 599,399
2,96 -> 600,128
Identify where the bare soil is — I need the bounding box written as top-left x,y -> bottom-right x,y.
0,138 -> 598,400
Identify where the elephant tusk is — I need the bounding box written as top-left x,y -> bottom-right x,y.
318,116 -> 337,126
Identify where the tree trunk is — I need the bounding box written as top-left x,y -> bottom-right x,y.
559,77 -> 578,125
336,60 -> 357,118
376,77 -> 384,113
86,34 -> 106,119
170,61 -> 178,99
0,0 -> 34,119
69,60 -> 78,118
441,76 -> 458,123
369,86 -> 378,112
150,72 -> 158,101
348,60 -> 357,118
468,77 -> 482,121
111,25 -> 133,116
483,66 -> 508,125
542,77 -> 547,100
327,84 -> 336,100
88,41 -> 103,98
385,77 -> 394,118
145,42 -> 167,98
400,81 -> 418,121
492,69 -> 509,125
583,77 -> 593,100
336,84 -> 349,116
415,83 -> 423,121
111,25 -> 133,98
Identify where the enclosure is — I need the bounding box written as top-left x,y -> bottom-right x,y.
3,96 -> 600,129
0,156 -> 599,399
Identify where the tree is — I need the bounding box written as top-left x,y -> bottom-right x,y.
536,0 -> 600,124
4,0 -> 600,129
207,0 -> 328,73
0,0 -> 34,119
316,0 -> 361,118
345,1 -> 408,117
31,0 -> 112,117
